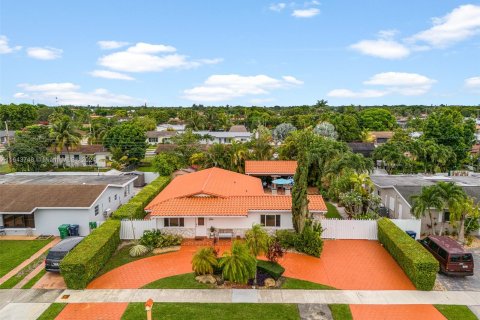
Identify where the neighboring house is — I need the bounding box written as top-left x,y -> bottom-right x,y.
193,130 -> 252,144
156,123 -> 186,132
154,144 -> 208,155
76,129 -> 89,145
146,131 -> 176,145
245,160 -> 297,179
52,144 -> 111,168
172,167 -> 197,179
371,174 -> 480,235
144,167 -> 326,238
0,173 -> 137,236
0,130 -> 15,145
370,131 -> 394,145
229,125 -> 248,132
347,142 -> 375,158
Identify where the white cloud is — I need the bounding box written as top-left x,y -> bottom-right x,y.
0,35 -> 22,54
465,76 -> 480,89
97,40 -> 130,50
409,4 -> 480,48
27,47 -> 63,60
15,82 -> 142,106
98,42 -> 221,73
350,39 -> 410,59
328,72 -> 436,99
269,3 -> 287,12
89,70 -> 135,80
292,8 -> 320,18
182,74 -> 303,102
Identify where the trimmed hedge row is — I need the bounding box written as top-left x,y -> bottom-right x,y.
377,218 -> 439,290
112,176 -> 170,219
60,219 -> 121,289
257,260 -> 285,280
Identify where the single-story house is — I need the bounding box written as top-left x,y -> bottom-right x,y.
51,144 -> 111,168
146,131 -> 176,145
156,124 -> 186,132
0,173 -> 137,236
145,167 -> 326,238
194,130 -> 252,144
347,142 -> 375,158
155,144 -> 208,155
245,160 -> 297,178
229,125 -> 248,132
371,174 -> 480,235
0,130 -> 15,145
370,131 -> 394,145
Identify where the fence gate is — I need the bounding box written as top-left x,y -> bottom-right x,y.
120,219 -> 157,239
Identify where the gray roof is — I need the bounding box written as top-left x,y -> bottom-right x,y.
194,131 -> 251,138
146,131 -> 177,138
0,173 -> 136,186
0,130 -> 15,138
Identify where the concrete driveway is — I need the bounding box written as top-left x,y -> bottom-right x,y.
437,248 -> 480,291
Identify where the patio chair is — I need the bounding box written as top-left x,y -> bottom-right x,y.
0,226 -> 6,236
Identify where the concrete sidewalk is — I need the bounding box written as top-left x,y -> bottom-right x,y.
54,289 -> 480,306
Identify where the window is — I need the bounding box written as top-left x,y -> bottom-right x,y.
114,194 -> 118,200
73,154 -> 80,161
3,214 -> 35,228
443,211 -> 450,222
85,155 -> 95,166
438,248 -> 448,260
124,188 -> 127,197
260,215 -> 281,227
164,218 -> 184,227
429,242 -> 439,253
462,254 -> 473,262
149,137 -> 158,143
108,196 -> 111,203
95,205 -> 99,216
450,255 -> 461,263
60,154 -> 66,159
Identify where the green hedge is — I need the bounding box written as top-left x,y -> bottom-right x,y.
257,260 -> 285,280
60,219 -> 121,289
377,218 -> 439,290
112,176 -> 170,219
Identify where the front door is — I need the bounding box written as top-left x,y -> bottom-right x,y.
195,217 -> 207,237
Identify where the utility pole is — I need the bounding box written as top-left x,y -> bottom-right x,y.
4,121 -> 12,167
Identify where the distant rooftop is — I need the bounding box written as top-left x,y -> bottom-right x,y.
0,173 -> 136,186
371,174 -> 480,187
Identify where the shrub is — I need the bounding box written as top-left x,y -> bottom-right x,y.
293,220 -> 324,257
220,241 -> 256,284
129,244 -> 150,257
377,217 -> 439,290
275,230 -> 296,249
257,260 -> 285,280
140,229 -> 182,248
266,238 -> 285,263
192,247 -> 218,275
112,176 -> 170,219
60,219 -> 121,289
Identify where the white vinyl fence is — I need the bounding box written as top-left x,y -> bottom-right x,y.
119,218 -> 421,240
120,219 -> 156,239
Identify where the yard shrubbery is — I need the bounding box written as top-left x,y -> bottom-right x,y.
112,176 -> 170,219
377,217 -> 439,290
60,219 -> 121,289
140,229 -> 182,249
275,220 -> 324,257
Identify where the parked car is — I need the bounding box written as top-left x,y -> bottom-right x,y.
419,235 -> 474,276
45,236 -> 83,272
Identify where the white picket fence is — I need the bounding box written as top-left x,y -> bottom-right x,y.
119,218 -> 421,240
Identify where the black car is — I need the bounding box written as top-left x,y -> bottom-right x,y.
45,237 -> 83,272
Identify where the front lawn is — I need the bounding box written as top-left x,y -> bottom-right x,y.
37,303 -> 67,320
122,303 -> 300,320
281,277 -> 336,290
434,305 -> 478,320
142,272 -> 213,289
0,239 -> 52,278
329,304 -> 353,320
94,243 -> 154,278
326,202 -> 343,219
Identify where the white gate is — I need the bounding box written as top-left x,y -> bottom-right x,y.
320,219 -> 378,240
120,219 -> 156,239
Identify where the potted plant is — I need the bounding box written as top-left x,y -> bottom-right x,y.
209,226 -> 216,238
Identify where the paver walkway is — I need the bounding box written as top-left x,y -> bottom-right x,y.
0,237 -> 60,285
33,271 -> 67,289
14,261 -> 44,288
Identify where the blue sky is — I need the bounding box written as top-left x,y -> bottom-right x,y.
1,0 -> 480,106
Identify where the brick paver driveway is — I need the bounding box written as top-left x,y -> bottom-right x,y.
61,240 -> 445,319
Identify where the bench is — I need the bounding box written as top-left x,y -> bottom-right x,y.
217,228 -> 234,239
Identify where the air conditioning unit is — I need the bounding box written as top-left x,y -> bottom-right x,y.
103,208 -> 112,218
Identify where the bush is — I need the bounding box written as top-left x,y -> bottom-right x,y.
275,220 -> 324,258
112,176 -> 170,219
140,229 -> 182,248
192,247 -> 218,275
257,260 -> 285,280
129,244 -> 150,257
60,219 -> 121,289
275,230 -> 297,249
377,217 -> 439,290
266,238 -> 285,263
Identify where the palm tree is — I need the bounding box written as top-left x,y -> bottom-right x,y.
451,197 -> 480,243
434,182 -> 466,235
219,241 -> 256,284
50,116 -> 81,167
192,247 -> 218,275
245,224 -> 269,287
411,186 -> 444,235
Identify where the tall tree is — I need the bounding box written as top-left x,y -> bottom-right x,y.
0,104 -> 38,130
451,197 -> 480,243
291,150 -> 310,233
103,122 -> 147,166
434,182 -> 466,236
50,116 -> 81,167
411,186 -> 444,235
359,108 -> 397,131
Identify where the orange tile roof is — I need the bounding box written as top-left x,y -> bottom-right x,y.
145,166 -> 327,217
245,161 -> 297,175
147,195 -> 327,216
145,167 -> 265,208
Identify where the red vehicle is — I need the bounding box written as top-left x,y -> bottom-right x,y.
419,236 -> 474,276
